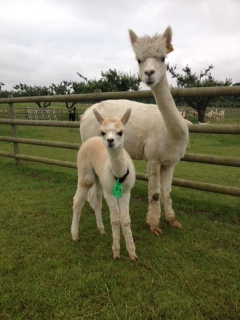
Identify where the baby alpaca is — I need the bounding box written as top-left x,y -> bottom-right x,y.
71,108 -> 137,261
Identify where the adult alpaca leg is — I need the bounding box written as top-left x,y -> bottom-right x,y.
160,165 -> 181,228
146,160 -> 162,235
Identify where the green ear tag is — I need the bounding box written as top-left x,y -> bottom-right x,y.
112,179 -> 123,198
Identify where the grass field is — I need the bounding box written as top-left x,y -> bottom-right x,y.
0,108 -> 240,319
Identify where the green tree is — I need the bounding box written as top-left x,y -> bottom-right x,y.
100,69 -> 140,92
49,81 -> 77,116
72,74 -> 100,94
49,81 -> 72,95
167,64 -> 232,122
12,83 -> 52,108
13,83 -> 50,97
0,82 -> 11,99
5,69 -> 140,113
73,69 -> 140,93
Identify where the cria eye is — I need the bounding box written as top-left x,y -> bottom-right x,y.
160,57 -> 165,62
117,131 -> 123,136
101,131 -> 106,136
137,59 -> 142,64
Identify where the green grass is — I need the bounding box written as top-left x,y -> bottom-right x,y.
0,159 -> 239,319
0,112 -> 240,319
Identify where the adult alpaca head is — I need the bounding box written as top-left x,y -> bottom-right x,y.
129,27 -> 173,87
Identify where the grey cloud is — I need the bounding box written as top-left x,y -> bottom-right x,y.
0,0 -> 239,90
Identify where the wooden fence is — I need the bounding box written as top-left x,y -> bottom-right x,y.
0,87 -> 240,197
0,106 -> 81,121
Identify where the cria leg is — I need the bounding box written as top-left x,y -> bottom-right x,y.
104,192 -> 121,259
87,184 -> 97,210
93,181 -> 105,235
71,186 -> 89,241
146,160 -> 162,235
86,183 -> 105,234
118,193 -> 137,261
160,165 -> 181,228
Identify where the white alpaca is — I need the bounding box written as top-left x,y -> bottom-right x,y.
212,108 -> 218,119
71,108 -> 137,261
216,110 -> 225,121
80,26 -> 189,234
179,109 -> 186,119
192,111 -> 198,119
205,110 -> 213,121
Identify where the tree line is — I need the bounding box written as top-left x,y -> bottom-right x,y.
0,69 -> 140,98
167,64 -> 239,122
1,65 -> 239,122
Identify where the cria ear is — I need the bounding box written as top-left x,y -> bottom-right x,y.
129,29 -> 138,45
93,108 -> 104,124
163,26 -> 174,53
121,108 -> 131,126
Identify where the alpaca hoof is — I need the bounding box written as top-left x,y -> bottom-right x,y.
150,227 -> 163,235
130,254 -> 138,261
72,234 -> 79,242
98,228 -> 106,235
169,220 -> 182,228
114,255 -> 120,260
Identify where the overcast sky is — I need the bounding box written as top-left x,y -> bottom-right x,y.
1,0 -> 240,91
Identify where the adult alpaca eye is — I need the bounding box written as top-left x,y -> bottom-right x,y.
137,59 -> 142,64
160,57 -> 165,62
117,131 -> 123,136
101,131 -> 106,136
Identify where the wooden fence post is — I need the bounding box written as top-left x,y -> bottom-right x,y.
8,95 -> 20,165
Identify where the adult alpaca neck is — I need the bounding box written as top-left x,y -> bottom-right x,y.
129,26 -> 188,140
151,76 -> 187,139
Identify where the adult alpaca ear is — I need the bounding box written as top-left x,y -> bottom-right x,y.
163,26 -> 174,53
93,108 -> 104,124
129,29 -> 138,45
121,108 -> 131,126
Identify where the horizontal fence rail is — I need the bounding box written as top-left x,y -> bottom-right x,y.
136,174 -> 240,197
0,119 -> 80,128
0,150 -> 239,197
0,134 -> 240,168
0,86 -> 240,104
0,86 -> 240,197
0,152 -> 77,169
0,118 -> 240,134
0,136 -> 80,150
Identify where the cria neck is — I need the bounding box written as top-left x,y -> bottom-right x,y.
114,169 -> 129,183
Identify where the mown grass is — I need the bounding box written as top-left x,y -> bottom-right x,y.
0,111 -> 240,319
